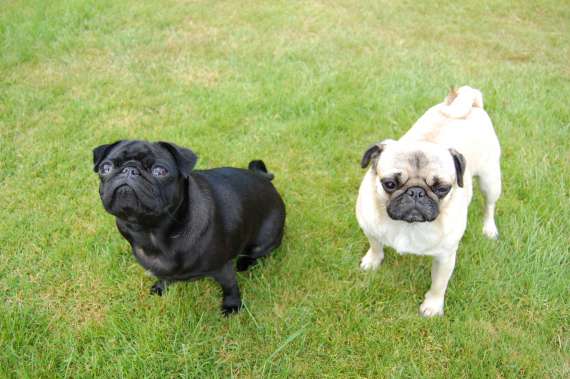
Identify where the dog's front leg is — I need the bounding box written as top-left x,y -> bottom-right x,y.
360,237 -> 384,271
212,261 -> 242,316
420,252 -> 457,317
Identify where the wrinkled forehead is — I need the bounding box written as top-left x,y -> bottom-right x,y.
108,141 -> 167,162
378,143 -> 454,181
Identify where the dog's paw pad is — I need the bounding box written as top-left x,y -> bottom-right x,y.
360,250 -> 383,271
419,298 -> 444,317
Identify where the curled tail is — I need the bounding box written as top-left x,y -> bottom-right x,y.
440,86 -> 484,119
248,160 -> 274,180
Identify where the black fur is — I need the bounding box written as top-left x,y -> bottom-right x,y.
93,140 -> 286,315
93,140 -> 124,172
361,143 -> 386,169
248,159 -> 274,180
449,148 -> 466,188
386,186 -> 439,223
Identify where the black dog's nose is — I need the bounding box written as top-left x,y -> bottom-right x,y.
406,186 -> 426,199
122,166 -> 140,176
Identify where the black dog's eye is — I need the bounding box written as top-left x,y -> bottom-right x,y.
99,162 -> 112,175
381,179 -> 397,192
433,185 -> 451,197
152,166 -> 168,177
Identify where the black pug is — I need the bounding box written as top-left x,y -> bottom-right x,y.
93,140 -> 286,315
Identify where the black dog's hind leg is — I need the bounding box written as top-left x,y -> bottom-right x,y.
237,224 -> 284,272
150,279 -> 170,296
236,242 -> 279,272
236,255 -> 257,272
212,261 -> 242,315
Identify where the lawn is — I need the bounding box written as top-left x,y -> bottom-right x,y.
1,0 -> 569,377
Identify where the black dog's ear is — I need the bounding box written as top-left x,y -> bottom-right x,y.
449,148 -> 466,188
93,140 -> 124,173
158,141 -> 198,178
361,143 -> 386,169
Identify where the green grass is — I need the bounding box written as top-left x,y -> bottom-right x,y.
1,0 -> 569,377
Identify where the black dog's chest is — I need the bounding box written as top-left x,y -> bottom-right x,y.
128,231 -> 176,272
132,244 -> 178,276
117,218 -> 215,280
128,228 -> 208,280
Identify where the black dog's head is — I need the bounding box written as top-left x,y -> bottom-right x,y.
361,140 -> 466,223
93,140 -> 197,225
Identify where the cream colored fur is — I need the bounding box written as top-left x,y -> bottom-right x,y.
356,86 -> 501,317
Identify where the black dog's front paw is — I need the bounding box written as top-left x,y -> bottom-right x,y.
150,281 -> 167,296
221,300 -> 242,316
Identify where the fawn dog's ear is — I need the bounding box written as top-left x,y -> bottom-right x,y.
361,140 -> 395,170
449,148 -> 466,188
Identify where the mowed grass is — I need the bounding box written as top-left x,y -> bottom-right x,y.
1,0 -> 569,377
